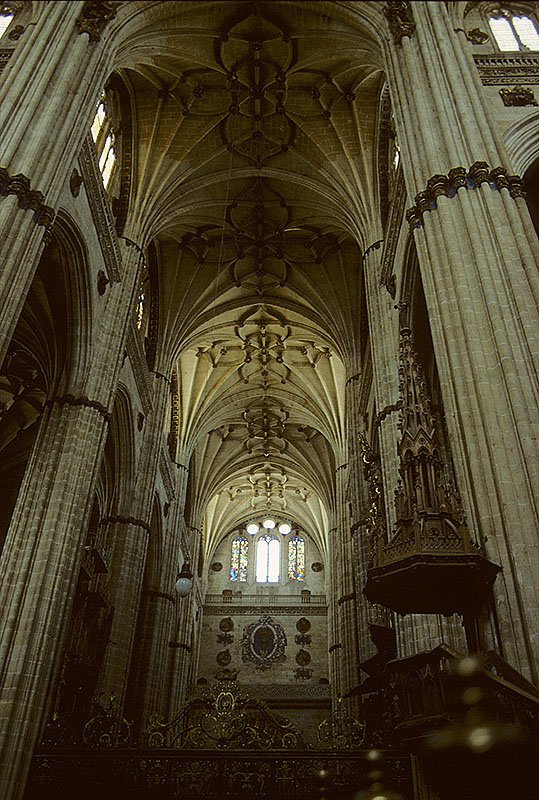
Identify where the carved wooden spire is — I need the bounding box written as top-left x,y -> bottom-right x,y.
364,327 -> 500,617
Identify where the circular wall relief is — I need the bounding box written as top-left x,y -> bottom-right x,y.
296,617 -> 311,633
216,650 -> 232,666
219,617 -> 234,632
311,562 -> 324,572
295,649 -> 311,666
211,561 -> 223,572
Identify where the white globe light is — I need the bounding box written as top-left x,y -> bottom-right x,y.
246,522 -> 259,535
175,576 -> 193,597
263,518 -> 275,529
278,522 -> 292,535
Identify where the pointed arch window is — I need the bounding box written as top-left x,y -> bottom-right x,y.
488,13 -> 539,51
90,92 -> 117,190
288,535 -> 305,581
230,535 -> 248,582
256,534 -> 280,583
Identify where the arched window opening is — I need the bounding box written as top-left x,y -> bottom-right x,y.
489,13 -> 539,51
0,14 -> 13,38
256,534 -> 280,583
90,92 -> 117,190
288,535 -> 305,581
230,534 -> 249,582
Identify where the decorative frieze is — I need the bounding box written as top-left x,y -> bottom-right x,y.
383,1 -> 415,45
78,137 -> 121,282
474,53 -> 539,85
406,162 -> 526,229
0,167 -> 54,227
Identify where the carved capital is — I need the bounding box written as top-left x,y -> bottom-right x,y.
407,161 -> 526,228
0,167 -> 55,228
48,393 -> 111,422
76,1 -> 122,43
383,1 -> 415,45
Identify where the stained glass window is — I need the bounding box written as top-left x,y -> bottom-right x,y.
230,535 -> 248,582
256,534 -> 280,582
288,536 -> 305,581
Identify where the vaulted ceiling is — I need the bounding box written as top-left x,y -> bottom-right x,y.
117,1 -> 386,561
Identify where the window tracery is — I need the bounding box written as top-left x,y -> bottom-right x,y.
488,9 -> 539,50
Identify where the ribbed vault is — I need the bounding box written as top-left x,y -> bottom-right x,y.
114,0 -> 385,564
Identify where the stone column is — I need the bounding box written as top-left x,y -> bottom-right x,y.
97,372 -> 173,709
0,1 -> 118,364
0,235 -> 141,798
383,1 -> 539,682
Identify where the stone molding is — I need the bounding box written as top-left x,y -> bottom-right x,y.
99,514 -> 151,532
337,592 -> 357,606
159,448 -> 176,502
0,167 -> 55,228
380,168 -> 406,297
375,402 -> 401,427
406,162 -> 526,229
48,393 -> 111,421
78,136 -> 121,282
143,589 -> 175,604
75,1 -> 122,43
125,323 -> 153,414
169,641 -> 191,652
383,1 -> 415,45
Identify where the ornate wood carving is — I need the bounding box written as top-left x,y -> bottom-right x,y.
364,328 -> 501,615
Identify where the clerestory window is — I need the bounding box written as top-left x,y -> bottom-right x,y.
0,14 -> 13,38
256,534 -> 280,582
90,93 -> 117,190
488,13 -> 539,51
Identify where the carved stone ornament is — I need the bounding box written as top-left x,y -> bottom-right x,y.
383,1 -> 415,45
455,27 -> 490,44
241,615 -> 286,670
216,650 -> 232,666
296,617 -> 311,633
311,561 -> 324,572
406,161 -> 526,228
295,649 -> 311,666
219,617 -> 234,632
97,269 -> 109,296
0,167 -> 54,228
70,168 -> 83,198
75,1 -> 123,43
499,85 -> 539,107
0,2 -> 24,14
211,561 -> 223,572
